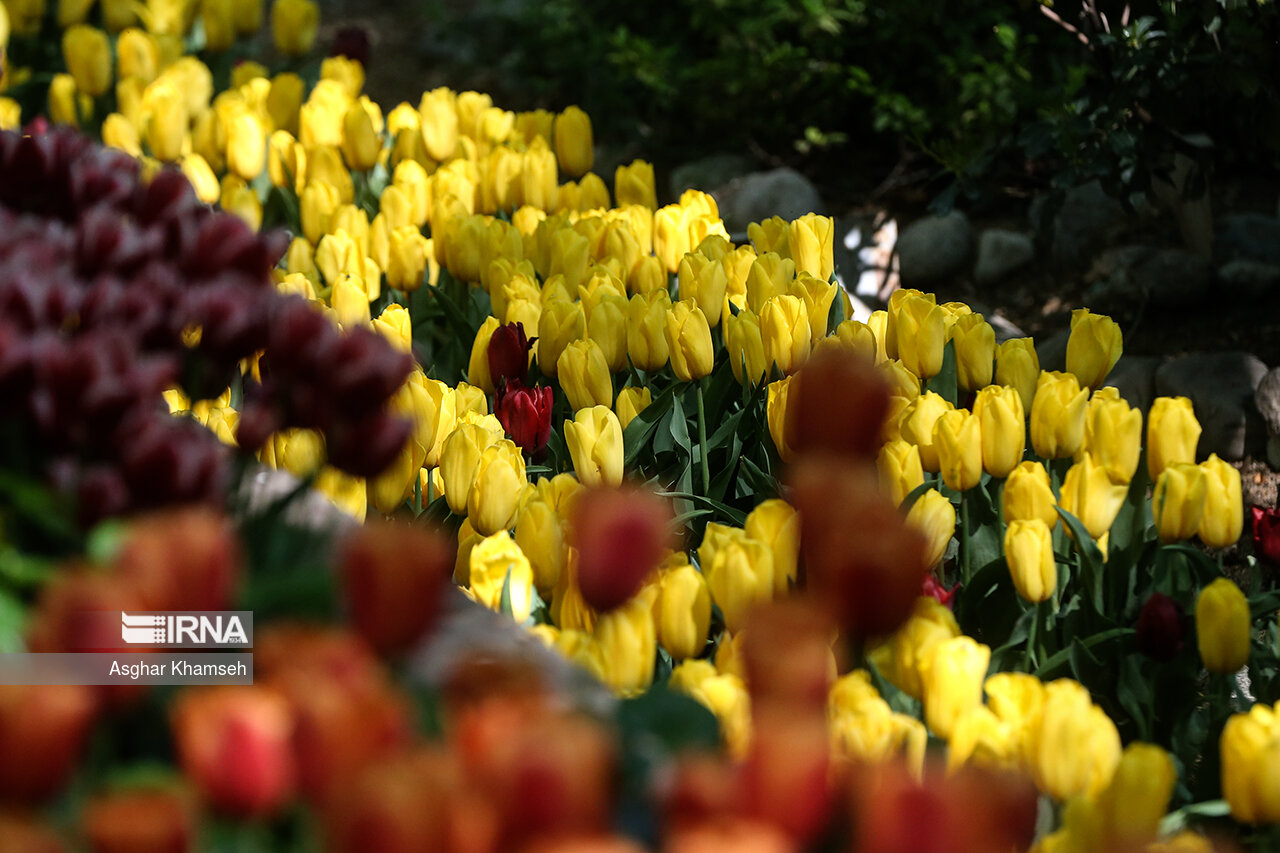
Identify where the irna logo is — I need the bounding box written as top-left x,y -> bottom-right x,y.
120,612 -> 252,647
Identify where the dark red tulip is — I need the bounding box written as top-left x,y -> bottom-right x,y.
785,343 -> 891,461
572,486 -> 673,612
1251,506 -> 1280,565
1135,592 -> 1185,662
331,26 -> 371,68
487,322 -> 534,389
495,382 -> 553,455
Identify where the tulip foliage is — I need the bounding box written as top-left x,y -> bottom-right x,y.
1,4 -> 1279,852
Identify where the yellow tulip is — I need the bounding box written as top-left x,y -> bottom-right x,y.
102,113 -> 142,156
950,313 -> 995,391
116,28 -> 159,83
898,391 -> 952,472
724,307 -> 768,386
469,531 -> 534,622
1097,743 -> 1177,845
267,72 -> 305,136
466,440 -> 527,535
1032,679 -> 1122,801
678,253 -> 729,330
552,104 -> 593,178
260,428 -> 324,476
225,112 -> 265,180
748,216 -> 789,256
872,597 -> 960,701
320,55 -> 364,98
893,292 -> 946,380
665,299 -> 715,382
268,130 -> 306,192
932,409 -> 982,492
759,294 -> 811,375
995,337 -> 1040,413
880,358 -> 921,403
655,564 -> 712,660
201,0 -> 234,51
1082,392 -> 1142,483
1153,463 -> 1207,543
142,81 -> 187,162
1148,396 -> 1202,480
705,534 -> 774,634
369,379 -> 432,514
558,338 -> 614,411
1196,577 -> 1250,674
1220,703 -> 1280,824
984,671 -> 1044,764
521,137 -> 558,211
1059,454 -> 1128,540
270,0 -> 318,57
788,272 -> 839,344
386,226 -> 431,291
1005,519 -> 1056,603
1003,460 -> 1058,529
62,25 -> 111,97
534,300 -> 583,377
465,315 -> 501,395
746,252 -> 795,314
947,707 -> 1017,773
341,96 -> 381,172
973,385 -> 1025,478
744,499 -> 799,596
877,440 -> 925,507
439,422 -> 499,515
1065,308 -> 1123,389
1198,454 -> 1243,549
231,0 -> 261,34
615,386 -> 652,431
834,319 -> 878,363
330,273 -> 371,326
220,176 -> 262,231
0,99 -> 19,133
1029,371 -> 1088,459
906,488 -> 955,568
300,181 -> 341,245
787,213 -> 834,281
181,154 -> 220,205
626,291 -> 671,372
514,496 -> 565,595
920,636 -> 990,739
614,159 -> 657,210
586,290 -> 629,373
564,406 -> 624,487
766,376 -> 795,463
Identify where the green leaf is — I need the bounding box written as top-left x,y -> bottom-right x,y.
670,391 -> 692,453
623,384 -> 676,468
924,340 -> 958,407
1158,800 -> 1230,837
0,587 -> 26,653
616,685 -> 721,753
659,490 -> 747,527
1035,628 -> 1134,679
499,568 -> 514,617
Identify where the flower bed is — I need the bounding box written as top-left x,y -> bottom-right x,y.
0,2 -> 1278,851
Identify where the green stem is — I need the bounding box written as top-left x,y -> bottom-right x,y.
960,495 -> 972,585
696,379 -> 710,496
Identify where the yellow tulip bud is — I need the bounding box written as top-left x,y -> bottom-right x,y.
614,159 -> 657,210
341,96 -> 381,172
652,205 -> 689,274
58,0 -> 93,27
748,216 -> 788,256
320,55 -> 364,98
270,0 -> 318,57
116,28 -> 159,83
1198,454 -> 1244,549
745,252 -> 794,314
877,440 -> 924,507
1059,454 -> 1128,540
467,440 -> 528,535
220,176 -> 262,230
565,405 -> 624,488
1030,370 -> 1088,459
744,499 -> 799,597
880,358 -> 921,403
181,153 -> 220,204
705,534 -> 774,634
1032,679 -> 1122,801
201,0 -> 235,52
871,597 -> 960,701
833,319 -> 878,363
469,531 -> 534,621
284,234 -> 317,275
1003,460 -> 1058,528
382,225 -> 427,291
665,299 -> 715,382
787,213 -> 834,281
102,113 -> 142,156
947,707 -> 1017,773
514,497 -> 565,595
995,337 -> 1040,413
1220,703 -> 1280,824
142,81 -> 188,161
973,385 -> 1025,478
267,72 -> 305,136
593,591 -> 657,695
1004,519 -> 1056,603
300,180 -> 341,245
898,390 -> 952,472
558,339 -> 614,411
232,0 -> 261,34
0,98 -> 20,132
907,488 -> 956,568
439,422 -> 499,515
1065,308 -> 1123,389
788,272 -> 839,344
759,294 -> 811,376
586,290 -> 629,373
552,105 -> 593,178
267,130 -> 306,191
535,299 -> 584,377
933,409 -> 982,491
521,138 -> 558,212
921,636 -> 990,739
625,290 -> 671,373
655,564 -> 712,661
766,376 -> 795,463
950,313 -> 995,391
1196,577 -> 1250,674
984,671 -> 1044,762
1148,396 -> 1202,480
1082,392 -> 1142,483
615,386 -> 652,431
724,307 -> 768,387
1097,743 -> 1177,845
678,252 -> 729,330
261,428 -> 324,476
893,292 -> 946,380
225,112 -> 265,180
1153,463 -> 1207,542
62,25 -> 111,98
459,315 -> 500,395
330,273 -> 371,326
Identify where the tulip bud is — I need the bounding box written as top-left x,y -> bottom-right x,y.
341,97 -> 381,172
951,313 -> 995,391
1004,519 -> 1055,603
878,440 -> 925,507
971,385 -> 1024,478
0,683 -> 97,805
1029,371 -> 1088,459
143,81 -> 188,162
339,520 -> 451,654
655,565 -> 712,661
898,391 -> 952,472
83,787 -> 197,853
1082,392 -> 1142,483
723,307 -> 768,386
202,0 -> 235,51
759,294 -> 811,375
705,534 -> 775,634
1002,460 -> 1057,529
614,160 -> 657,210
594,593 -> 657,696
1065,308 -> 1123,389
586,290 -> 629,373
558,339 -> 614,411
614,386 -> 652,431
678,252 -> 730,330
463,316 -> 501,395
785,336 -> 892,461
515,497 -> 565,595
1059,454 -> 1128,541
1097,742 -> 1176,845
572,486 -> 670,613
1031,679 -> 1121,801
1147,396 -> 1202,480
63,25 -> 112,97
181,153 -> 221,205
469,530 -> 534,621
1198,454 -> 1243,549
921,636 -> 990,739
495,382 -> 553,457
932,409 -> 982,491
226,112 -> 266,181
625,290 -> 671,372
487,321 -> 533,389
271,0 -> 319,57
1135,592 -> 1185,662
894,292 -> 946,380
535,299 -> 584,377
787,213 -> 834,281
665,299 -> 715,382
995,337 -> 1039,413
553,105 -> 593,178
565,406 -> 624,488
1196,577 -> 1250,674
1153,463 -> 1207,542
765,376 -> 795,462
746,252 -> 794,313
907,488 -> 956,568
1220,702 -> 1280,824
439,422 -> 500,515
386,225 -> 431,291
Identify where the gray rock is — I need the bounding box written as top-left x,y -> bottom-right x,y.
1215,213 -> 1280,267
670,153 -> 754,200
1218,259 -> 1280,300
989,313 -> 1027,345
895,211 -> 974,287
1047,181 -> 1130,266
712,167 -> 824,235
973,229 -> 1035,286
1270,435 -> 1280,471
1132,248 -> 1214,307
1035,328 -> 1069,374
1255,366 -> 1280,436
1103,355 -> 1162,414
1154,352 -> 1270,460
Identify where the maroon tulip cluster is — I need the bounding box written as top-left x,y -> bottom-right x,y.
495,382 -> 553,456
0,127 -> 412,523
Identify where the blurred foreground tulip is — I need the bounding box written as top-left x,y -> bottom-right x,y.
1221,702 -> 1280,824
784,343 -> 889,460
0,684 -> 97,804
572,485 -> 671,612
83,787 -> 197,853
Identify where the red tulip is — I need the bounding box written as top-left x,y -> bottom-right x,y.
0,684 -> 98,804
571,486 -> 672,612
83,787 -> 197,853
1252,505 -> 1280,565
921,575 -> 958,609
488,322 -> 534,389
1135,592 -> 1185,662
495,382 -> 553,456
785,344 -> 891,460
